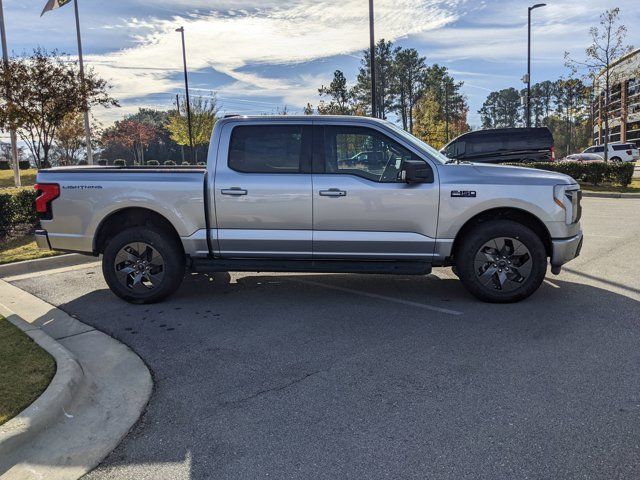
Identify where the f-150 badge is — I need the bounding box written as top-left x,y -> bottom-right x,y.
451,190 -> 476,198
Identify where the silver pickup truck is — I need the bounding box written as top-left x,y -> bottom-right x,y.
34,116 -> 583,304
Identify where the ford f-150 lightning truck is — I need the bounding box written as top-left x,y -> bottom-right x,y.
34,116 -> 583,304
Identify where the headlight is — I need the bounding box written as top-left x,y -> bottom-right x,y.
554,184 -> 582,224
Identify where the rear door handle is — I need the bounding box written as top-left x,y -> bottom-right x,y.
221,187 -> 248,196
319,188 -> 347,197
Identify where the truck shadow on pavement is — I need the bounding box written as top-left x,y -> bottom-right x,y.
43,272 -> 640,479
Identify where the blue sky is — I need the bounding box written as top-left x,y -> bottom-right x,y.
3,0 -> 639,130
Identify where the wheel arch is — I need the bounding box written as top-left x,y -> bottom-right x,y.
93,207 -> 184,255
449,207 -> 552,263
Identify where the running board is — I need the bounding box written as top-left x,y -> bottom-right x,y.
190,258 -> 432,276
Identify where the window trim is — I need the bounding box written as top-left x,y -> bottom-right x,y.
227,124 -> 313,175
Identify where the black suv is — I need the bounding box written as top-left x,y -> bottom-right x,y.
441,127 -> 555,164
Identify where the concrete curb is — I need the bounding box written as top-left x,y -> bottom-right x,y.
0,253 -> 97,279
582,191 -> 640,199
0,306 -> 84,463
0,279 -> 153,480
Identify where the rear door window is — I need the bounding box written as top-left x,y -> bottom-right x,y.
229,125 -> 309,173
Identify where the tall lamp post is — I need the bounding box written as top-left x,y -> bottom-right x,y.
526,3 -> 546,128
368,0 -> 377,118
0,0 -> 20,186
176,26 -> 194,163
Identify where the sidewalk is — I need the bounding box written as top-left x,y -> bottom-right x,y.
0,274 -> 152,480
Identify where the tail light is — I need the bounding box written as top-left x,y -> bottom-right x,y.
550,146 -> 556,161
34,183 -> 60,219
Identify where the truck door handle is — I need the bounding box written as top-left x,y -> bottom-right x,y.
319,189 -> 347,197
221,187 -> 248,196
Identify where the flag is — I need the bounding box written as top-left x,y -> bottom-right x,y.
41,0 -> 72,16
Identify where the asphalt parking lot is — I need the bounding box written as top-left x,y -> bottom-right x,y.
7,197 -> 640,480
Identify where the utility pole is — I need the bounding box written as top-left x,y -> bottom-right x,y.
368,0 -> 377,118
73,0 -> 93,164
526,3 -> 546,128
444,82 -> 450,143
175,94 -> 185,164
0,0 -> 20,186
176,26 -> 194,163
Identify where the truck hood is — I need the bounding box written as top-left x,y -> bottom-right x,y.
467,163 -> 576,186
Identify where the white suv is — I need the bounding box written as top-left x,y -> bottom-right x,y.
583,143 -> 640,163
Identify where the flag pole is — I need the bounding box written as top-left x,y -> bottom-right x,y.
73,0 -> 93,165
0,0 -> 21,186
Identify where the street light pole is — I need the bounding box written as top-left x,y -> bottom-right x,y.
175,94 -> 185,164
0,0 -> 20,187
176,26 -> 194,163
527,3 -> 546,128
368,0 -> 377,118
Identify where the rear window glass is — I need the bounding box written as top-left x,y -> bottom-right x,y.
229,125 -> 304,173
612,144 -> 635,151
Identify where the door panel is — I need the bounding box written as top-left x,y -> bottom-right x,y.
312,125 -> 439,260
214,123 -> 313,258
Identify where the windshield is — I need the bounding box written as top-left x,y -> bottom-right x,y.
386,122 -> 450,164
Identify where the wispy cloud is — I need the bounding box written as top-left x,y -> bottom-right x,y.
86,0 -> 466,110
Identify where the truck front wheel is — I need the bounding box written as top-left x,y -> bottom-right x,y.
102,226 -> 185,304
455,220 -> 547,303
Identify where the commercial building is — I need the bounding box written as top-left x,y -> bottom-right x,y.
592,48 -> 640,146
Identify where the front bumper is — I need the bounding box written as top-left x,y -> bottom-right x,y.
551,231 -> 583,267
34,229 -> 51,250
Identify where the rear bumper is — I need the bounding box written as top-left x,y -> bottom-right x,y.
551,231 -> 583,267
34,229 -> 51,250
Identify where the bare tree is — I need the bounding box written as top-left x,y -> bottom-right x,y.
565,8 -> 632,161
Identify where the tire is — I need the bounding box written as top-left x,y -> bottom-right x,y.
455,220 -> 547,303
102,226 -> 185,304
610,157 -> 622,163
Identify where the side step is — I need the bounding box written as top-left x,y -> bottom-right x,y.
190,258 -> 432,276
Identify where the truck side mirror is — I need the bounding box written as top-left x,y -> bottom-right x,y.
401,159 -> 434,184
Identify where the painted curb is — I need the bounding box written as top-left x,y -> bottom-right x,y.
582,191 -> 640,199
0,307 -> 84,462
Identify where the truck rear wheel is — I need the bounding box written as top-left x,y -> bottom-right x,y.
102,226 -> 185,304
455,220 -> 547,303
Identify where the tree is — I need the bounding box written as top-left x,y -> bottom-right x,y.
0,48 -> 117,168
103,119 -> 157,165
354,39 -> 396,119
565,8 -> 632,160
317,70 -> 353,115
478,88 -> 523,128
52,112 -> 86,165
413,91 -> 447,148
550,78 -> 590,155
167,94 -> 219,163
391,48 -> 427,133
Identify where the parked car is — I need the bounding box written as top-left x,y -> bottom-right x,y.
34,116 -> 582,304
441,127 -> 555,164
562,153 -> 605,163
583,143 -> 639,162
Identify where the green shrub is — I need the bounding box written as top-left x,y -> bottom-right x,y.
18,160 -> 30,170
164,160 -> 176,166
147,160 -> 160,166
607,162 -> 635,186
197,162 -> 206,167
12,189 -> 38,225
77,160 -> 88,166
114,159 -> 126,167
504,161 -> 635,187
0,193 -> 15,237
182,162 -> 190,166
97,160 -> 107,166
0,161 -> 10,170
